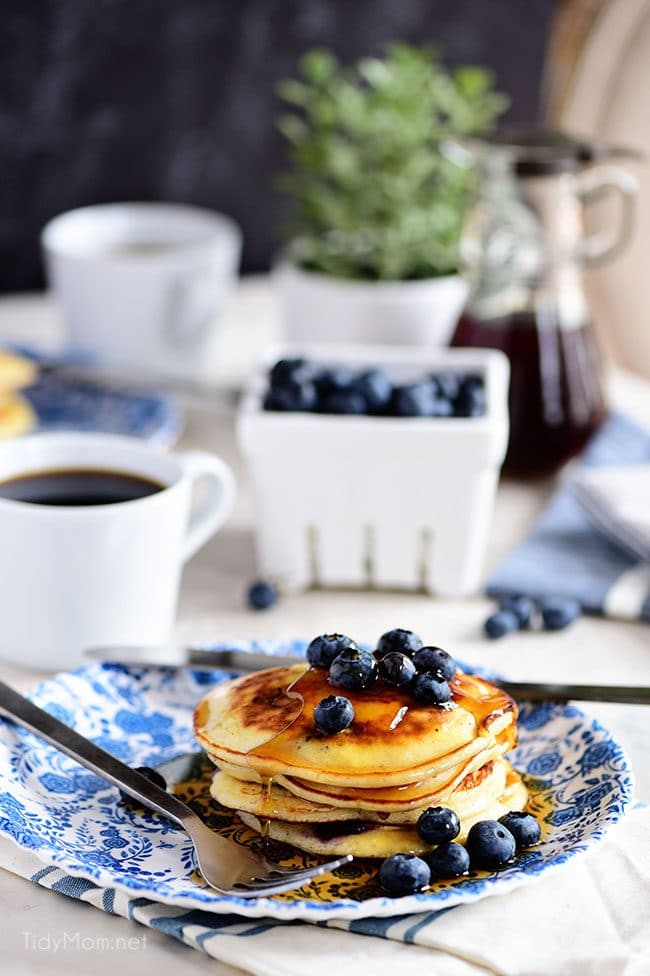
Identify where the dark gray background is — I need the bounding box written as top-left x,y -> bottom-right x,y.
0,0 -> 556,290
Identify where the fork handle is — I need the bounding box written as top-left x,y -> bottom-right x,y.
0,680 -> 194,828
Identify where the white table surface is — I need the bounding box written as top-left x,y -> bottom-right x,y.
0,278 -> 648,975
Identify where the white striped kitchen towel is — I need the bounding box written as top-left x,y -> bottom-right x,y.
1,805 -> 649,976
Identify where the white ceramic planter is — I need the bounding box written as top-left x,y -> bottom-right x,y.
238,344 -> 509,597
274,262 -> 468,347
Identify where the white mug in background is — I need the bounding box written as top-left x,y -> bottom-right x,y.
0,432 -> 236,670
41,202 -> 242,379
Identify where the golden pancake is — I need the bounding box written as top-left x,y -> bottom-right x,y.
194,665 -> 517,789
0,351 -> 38,393
236,765 -> 528,858
211,756 -> 512,826
0,393 -> 36,440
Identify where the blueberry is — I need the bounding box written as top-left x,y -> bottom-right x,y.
431,372 -> 462,401
498,811 -> 541,850
466,819 -> 516,869
329,647 -> 377,692
313,695 -> 354,735
483,609 -> 519,639
455,377 -> 486,417
541,597 -> 581,631
499,595 -> 535,629
263,377 -> 317,412
376,628 -> 423,659
378,853 -> 431,896
430,395 -> 454,417
426,842 -> 470,879
306,634 -> 357,669
412,646 -> 456,682
119,765 -> 167,804
353,369 -> 392,413
313,366 -> 355,396
269,358 -> 312,389
391,380 -> 437,417
247,581 -> 278,611
378,652 -> 416,688
320,389 -> 368,415
416,806 -> 460,845
411,672 -> 452,705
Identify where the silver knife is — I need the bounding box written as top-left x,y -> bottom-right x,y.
84,645 -> 650,705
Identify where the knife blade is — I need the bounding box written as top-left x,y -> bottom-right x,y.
84,645 -> 650,704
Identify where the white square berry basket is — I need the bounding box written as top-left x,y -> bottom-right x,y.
237,344 -> 509,596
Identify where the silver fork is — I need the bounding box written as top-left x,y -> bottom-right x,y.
0,680 -> 352,897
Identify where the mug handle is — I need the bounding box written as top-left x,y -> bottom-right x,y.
176,451 -> 236,562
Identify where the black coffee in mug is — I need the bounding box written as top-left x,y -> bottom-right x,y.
0,468 -> 165,506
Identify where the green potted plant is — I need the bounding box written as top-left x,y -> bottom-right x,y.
275,44 -> 508,345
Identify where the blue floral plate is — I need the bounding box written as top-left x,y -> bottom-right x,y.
0,641 -> 634,921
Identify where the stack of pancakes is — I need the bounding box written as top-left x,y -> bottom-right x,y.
0,351 -> 37,439
194,663 -> 527,857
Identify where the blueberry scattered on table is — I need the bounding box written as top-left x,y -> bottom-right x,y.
313,695 -> 355,735
498,811 -> 541,850
411,671 -> 452,705
376,628 -> 423,659
329,647 -> 377,692
119,765 -> 167,804
378,651 -> 417,689
306,633 -> 357,669
483,594 -> 582,639
378,853 -> 431,896
416,806 -> 460,845
466,820 -> 516,869
247,580 -> 279,611
484,609 -> 520,640
426,842 -> 470,879
262,358 -> 486,418
540,596 -> 582,631
413,646 -> 456,682
499,595 -> 535,629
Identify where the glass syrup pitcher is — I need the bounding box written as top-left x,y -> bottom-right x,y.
450,130 -> 639,478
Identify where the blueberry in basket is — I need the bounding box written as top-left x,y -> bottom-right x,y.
262,359 -> 485,418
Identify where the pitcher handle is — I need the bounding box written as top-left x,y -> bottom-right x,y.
577,165 -> 638,266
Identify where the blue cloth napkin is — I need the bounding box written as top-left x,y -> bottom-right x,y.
486,414 -> 650,621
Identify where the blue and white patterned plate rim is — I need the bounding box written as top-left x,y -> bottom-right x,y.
0,639 -> 636,921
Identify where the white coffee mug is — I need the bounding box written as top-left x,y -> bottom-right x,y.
41,202 -> 242,379
0,432 -> 236,670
